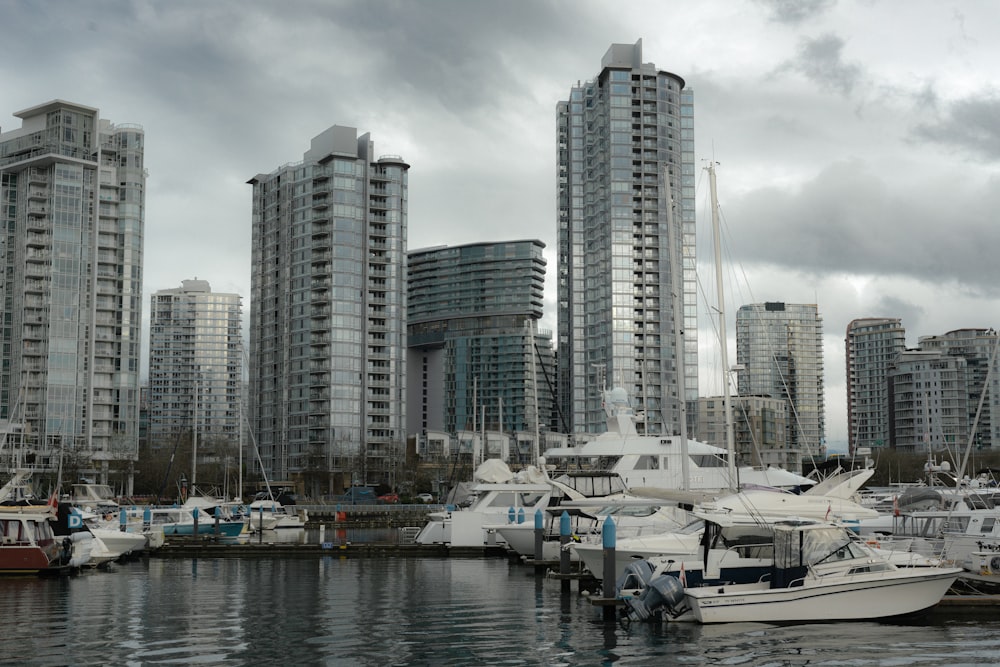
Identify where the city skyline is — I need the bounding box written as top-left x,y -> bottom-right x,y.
4,2 -> 1000,450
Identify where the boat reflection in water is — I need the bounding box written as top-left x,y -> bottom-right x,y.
0,554 -> 994,665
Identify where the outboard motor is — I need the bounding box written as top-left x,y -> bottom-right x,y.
623,574 -> 685,621
615,559 -> 657,597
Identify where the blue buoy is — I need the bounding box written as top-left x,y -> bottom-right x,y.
517,507 -> 525,524
560,510 -> 571,536
534,509 -> 544,530
508,506 -> 516,524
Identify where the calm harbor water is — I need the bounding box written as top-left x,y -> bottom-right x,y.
2,551 -> 1000,666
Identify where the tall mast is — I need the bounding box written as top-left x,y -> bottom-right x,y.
708,163 -> 738,490
530,320 -> 540,466
664,166 -> 689,490
192,378 -> 198,493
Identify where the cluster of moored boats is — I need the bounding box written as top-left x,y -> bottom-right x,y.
410,387 -> 1000,624
0,472 -> 308,575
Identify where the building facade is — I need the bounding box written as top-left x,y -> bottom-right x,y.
147,280 -> 243,474
694,394 -> 792,470
845,317 -> 906,455
888,349 -> 970,453
406,240 -> 556,467
915,328 -> 999,451
248,126 -> 408,496
736,302 -> 825,466
556,40 -> 697,437
0,100 -> 144,490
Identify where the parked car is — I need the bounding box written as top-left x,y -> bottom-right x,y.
416,493 -> 434,503
377,493 -> 399,504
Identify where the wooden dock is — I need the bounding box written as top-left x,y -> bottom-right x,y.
939,594 -> 1000,607
150,537 -> 508,559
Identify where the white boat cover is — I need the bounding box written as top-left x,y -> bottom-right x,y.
474,459 -> 515,483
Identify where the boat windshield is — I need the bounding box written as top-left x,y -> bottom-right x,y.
476,491 -> 548,509
775,526 -> 859,568
676,519 -> 706,535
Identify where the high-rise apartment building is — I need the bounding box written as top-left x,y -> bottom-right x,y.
694,394 -> 791,470
736,302 -> 825,465
249,126 -> 408,495
916,328 -> 999,451
845,318 -> 906,455
0,100 -> 144,490
556,40 -> 697,437
887,349 -> 970,452
406,240 -> 556,463
147,280 -> 243,464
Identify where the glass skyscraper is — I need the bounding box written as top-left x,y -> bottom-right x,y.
556,40 -> 697,436
736,302 -> 825,466
147,279 -> 243,455
406,240 -> 556,461
249,126 -> 408,495
0,100 -> 144,490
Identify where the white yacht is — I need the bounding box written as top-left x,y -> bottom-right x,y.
572,469 -> 879,579
543,387 -> 814,494
493,499 -> 683,562
414,460 -> 554,548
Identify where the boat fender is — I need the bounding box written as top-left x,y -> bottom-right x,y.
60,537 -> 73,566
991,555 -> 1000,574
624,574 -> 685,621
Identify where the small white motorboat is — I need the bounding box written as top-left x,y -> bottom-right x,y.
246,500 -> 307,532
627,518 -> 961,624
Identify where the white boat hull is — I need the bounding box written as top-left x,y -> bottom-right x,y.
415,510 -> 509,547
572,533 -> 702,579
492,524 -> 580,561
89,528 -> 146,558
686,568 -> 960,624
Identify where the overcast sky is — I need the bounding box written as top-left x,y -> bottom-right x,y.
3,0 -> 999,451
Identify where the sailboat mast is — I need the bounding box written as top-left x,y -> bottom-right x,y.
708,163 -> 738,488
192,378 -> 198,493
958,331 -> 1000,480
530,319 -> 540,467
664,166 -> 690,490
238,385 -> 244,501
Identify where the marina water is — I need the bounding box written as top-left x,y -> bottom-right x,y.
3,552 -> 1000,666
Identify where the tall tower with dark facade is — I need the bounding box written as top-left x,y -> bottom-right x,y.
406,240 -> 556,462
